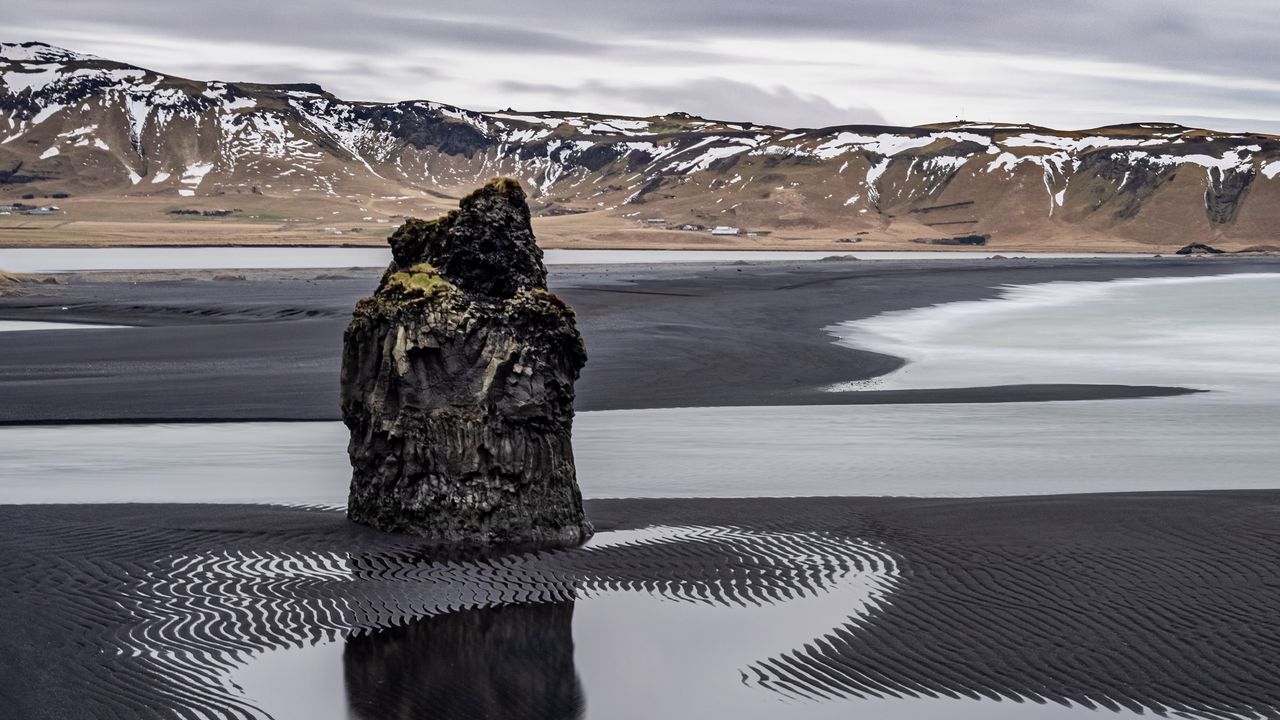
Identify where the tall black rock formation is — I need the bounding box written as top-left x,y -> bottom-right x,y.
342,177 -> 592,548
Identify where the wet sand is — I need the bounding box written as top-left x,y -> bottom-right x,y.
2,492 -> 1278,719
3,257 -> 1279,423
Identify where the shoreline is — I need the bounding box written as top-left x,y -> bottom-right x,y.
0,240 -> 1181,253
0,246 -> 1175,276
3,256 -> 1280,423
2,234 -> 1277,255
0,384 -> 1206,428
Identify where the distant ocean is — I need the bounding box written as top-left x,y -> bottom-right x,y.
0,246 -> 1157,272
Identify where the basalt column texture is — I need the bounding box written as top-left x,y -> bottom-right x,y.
342,178 -> 592,548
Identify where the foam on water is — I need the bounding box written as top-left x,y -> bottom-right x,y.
827,273 -> 1280,399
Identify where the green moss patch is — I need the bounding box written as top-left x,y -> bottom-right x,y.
386,263 -> 455,298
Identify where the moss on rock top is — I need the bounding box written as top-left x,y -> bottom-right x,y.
383,177 -> 546,299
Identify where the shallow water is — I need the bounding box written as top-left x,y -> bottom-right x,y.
0,320 -> 129,332
1,392 -> 1275,503
234,635 -> 1159,720
828,272 -> 1280,399
0,246 -> 1159,272
221,528 -> 1151,720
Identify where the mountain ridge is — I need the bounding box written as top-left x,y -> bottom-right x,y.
3,40 -> 1279,251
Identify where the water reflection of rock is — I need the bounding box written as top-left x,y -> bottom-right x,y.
343,601 -> 584,720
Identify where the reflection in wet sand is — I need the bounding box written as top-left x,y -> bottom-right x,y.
226,525 -> 1190,719
344,602 -> 583,720
212,526 -> 895,719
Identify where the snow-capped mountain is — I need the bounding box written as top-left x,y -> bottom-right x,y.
3,41 -> 1279,249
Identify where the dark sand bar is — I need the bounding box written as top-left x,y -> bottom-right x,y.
3,256 -> 1279,423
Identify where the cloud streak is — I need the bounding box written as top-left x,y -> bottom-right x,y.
497,78 -> 885,128
3,0 -> 1278,132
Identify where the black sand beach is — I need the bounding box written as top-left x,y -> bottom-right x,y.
3,256 -> 1280,718
2,492 -> 1279,719
3,256 -> 1279,423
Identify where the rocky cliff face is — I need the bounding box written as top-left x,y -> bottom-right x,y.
342,178 -> 591,547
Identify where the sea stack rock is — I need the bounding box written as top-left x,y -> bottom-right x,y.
342,178 -> 592,548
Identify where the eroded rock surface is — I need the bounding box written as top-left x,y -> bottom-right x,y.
342,178 -> 591,548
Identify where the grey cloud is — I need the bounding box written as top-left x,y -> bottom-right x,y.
11,8 -> 614,57
497,78 -> 884,128
193,60 -> 447,88
361,0 -> 1280,81
1168,116 -> 1280,136
997,68 -> 1280,132
24,0 -> 1280,80
5,0 -> 1280,130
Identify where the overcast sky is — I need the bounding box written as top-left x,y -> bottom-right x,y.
6,0 -> 1280,132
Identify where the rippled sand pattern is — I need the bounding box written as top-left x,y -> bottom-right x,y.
2,495 -> 1279,720
3,507 -> 893,719
739,496 -> 1280,720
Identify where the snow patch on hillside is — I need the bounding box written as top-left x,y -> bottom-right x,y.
813,132 -> 936,159
0,42 -> 101,63
2,42 -> 1279,219
0,65 -> 63,93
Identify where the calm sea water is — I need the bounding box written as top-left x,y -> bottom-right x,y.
0,246 -> 1159,272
